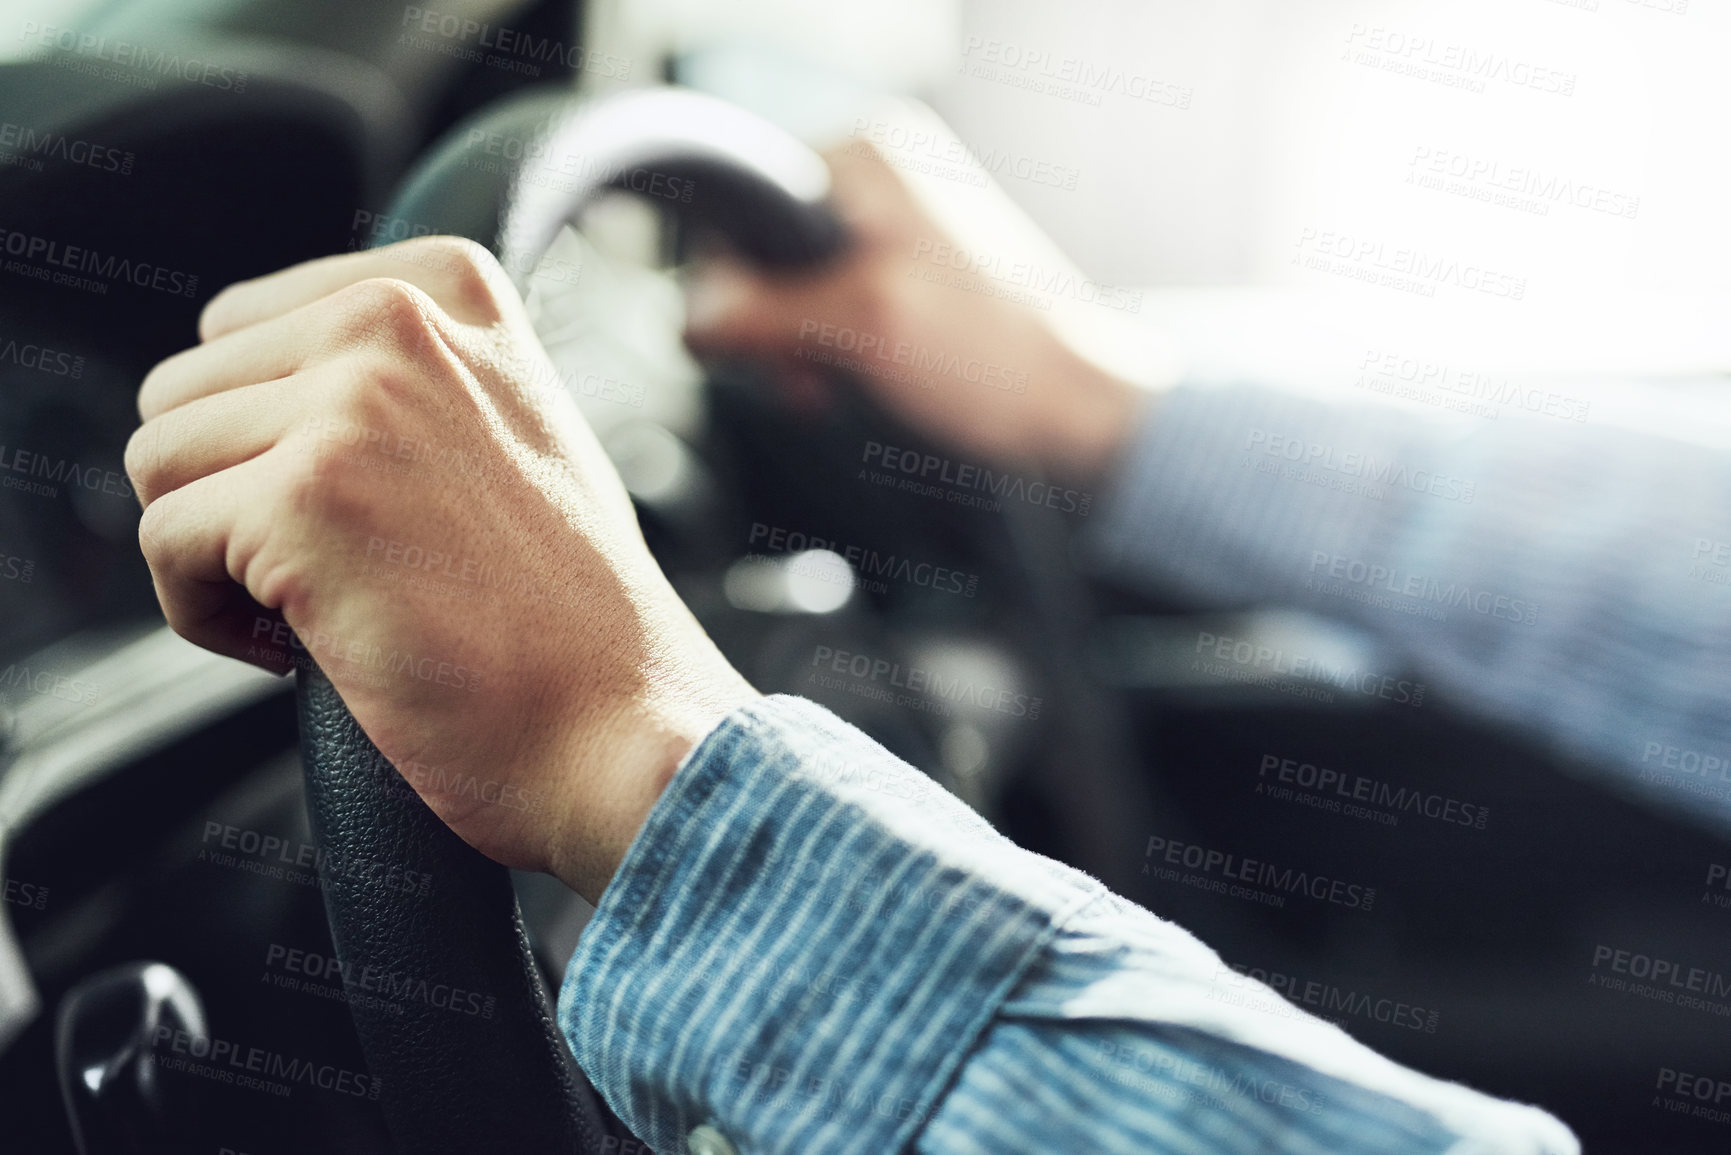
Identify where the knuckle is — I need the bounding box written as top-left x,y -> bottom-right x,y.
197,283 -> 244,340
123,420 -> 163,501
135,361 -> 172,419
135,497 -> 172,570
334,277 -> 441,352
413,233 -> 493,272
346,275 -> 429,322
414,235 -> 507,317
135,345 -> 199,420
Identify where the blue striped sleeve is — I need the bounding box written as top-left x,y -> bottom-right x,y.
1086,382 -> 1731,832
557,695 -> 1577,1155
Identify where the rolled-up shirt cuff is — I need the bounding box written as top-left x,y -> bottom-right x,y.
556,694 -> 1103,1155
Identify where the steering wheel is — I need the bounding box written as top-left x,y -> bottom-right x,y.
295,87 -> 849,1154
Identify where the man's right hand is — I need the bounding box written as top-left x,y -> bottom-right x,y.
682,133 -> 1148,484
127,237 -> 758,905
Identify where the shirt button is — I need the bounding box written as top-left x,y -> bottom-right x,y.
687,1123 -> 738,1155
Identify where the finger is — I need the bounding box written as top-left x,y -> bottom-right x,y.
139,290 -> 362,419
682,256 -> 854,356
126,375 -> 307,507
200,236 -> 511,340
681,260 -> 760,347
137,454 -> 293,673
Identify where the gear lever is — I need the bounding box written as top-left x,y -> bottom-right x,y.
55,961 -> 207,1155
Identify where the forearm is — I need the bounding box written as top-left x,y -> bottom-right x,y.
1086,382 -> 1731,823
557,696 -> 1576,1155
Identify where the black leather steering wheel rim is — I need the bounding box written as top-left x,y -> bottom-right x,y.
296,667 -> 616,1154
295,87 -> 849,1154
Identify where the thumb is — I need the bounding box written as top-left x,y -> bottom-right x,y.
681,255 -> 854,416
683,255 -> 849,357
682,258 -> 777,351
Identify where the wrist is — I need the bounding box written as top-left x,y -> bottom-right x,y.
1029,346 -> 1151,484
545,633 -> 760,903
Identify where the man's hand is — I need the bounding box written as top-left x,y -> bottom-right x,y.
126,236 -> 758,902
683,135 -> 1148,483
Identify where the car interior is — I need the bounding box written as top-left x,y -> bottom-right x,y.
1,0 -> 1727,1151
